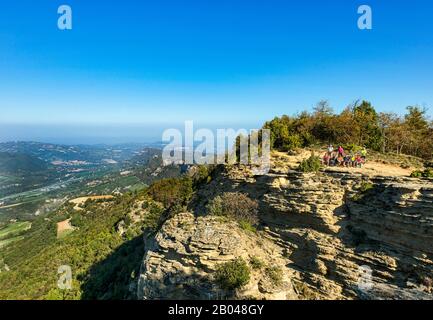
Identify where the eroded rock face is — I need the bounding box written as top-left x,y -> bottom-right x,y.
262,173 -> 433,300
137,212 -> 296,300
137,159 -> 433,300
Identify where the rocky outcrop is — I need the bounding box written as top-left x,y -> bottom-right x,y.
137,212 -> 296,300
137,156 -> 433,300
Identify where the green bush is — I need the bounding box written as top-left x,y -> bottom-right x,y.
206,192 -> 259,225
410,170 -> 423,178
282,134 -> 302,151
249,256 -> 264,270
206,195 -> 224,216
298,154 -> 321,173
265,266 -> 283,286
142,201 -> 164,232
146,177 -> 193,208
69,213 -> 84,228
359,182 -> 374,193
425,169 -> 433,178
192,165 -> 214,185
352,182 -> 375,202
215,258 -> 251,290
238,220 -> 256,233
411,169 -> 433,178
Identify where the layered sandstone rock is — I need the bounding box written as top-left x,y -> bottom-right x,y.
137,212 -> 296,300
137,156 -> 433,300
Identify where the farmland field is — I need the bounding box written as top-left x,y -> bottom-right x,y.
0,221 -> 32,249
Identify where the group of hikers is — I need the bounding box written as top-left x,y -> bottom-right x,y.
322,145 -> 367,168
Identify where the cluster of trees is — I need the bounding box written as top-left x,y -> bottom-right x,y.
263,100 -> 433,159
146,177 -> 193,208
145,165 -> 215,210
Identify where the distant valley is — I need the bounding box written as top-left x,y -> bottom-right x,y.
0,141 -> 181,224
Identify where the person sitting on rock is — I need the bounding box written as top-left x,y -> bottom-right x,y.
351,154 -> 356,167
361,147 -> 367,162
337,155 -> 344,166
344,155 -> 352,167
355,154 -> 363,168
323,153 -> 330,166
329,154 -> 336,166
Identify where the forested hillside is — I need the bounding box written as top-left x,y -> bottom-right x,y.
0,152 -> 48,174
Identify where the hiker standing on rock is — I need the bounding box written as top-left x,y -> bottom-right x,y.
338,145 -> 345,157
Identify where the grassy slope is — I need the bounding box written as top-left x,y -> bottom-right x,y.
0,222 -> 32,239
0,222 -> 32,248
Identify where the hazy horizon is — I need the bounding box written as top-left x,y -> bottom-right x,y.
0,121 -> 264,146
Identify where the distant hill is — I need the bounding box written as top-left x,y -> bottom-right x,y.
127,148 -> 185,184
0,152 -> 48,174
0,141 -> 161,164
127,148 -> 162,166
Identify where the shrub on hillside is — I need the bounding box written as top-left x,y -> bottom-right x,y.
298,154 -> 321,173
146,177 -> 193,208
70,213 -> 84,228
282,133 -> 303,151
238,220 -> 257,233
141,200 -> 164,232
249,256 -> 264,270
351,182 -> 375,202
411,169 -> 433,178
206,195 -> 224,216
265,266 -> 283,286
192,165 -> 214,185
215,258 -> 250,290
206,192 -> 259,225
410,170 -> 423,178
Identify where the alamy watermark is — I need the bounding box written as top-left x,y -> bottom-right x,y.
58,5 -> 72,30
162,121 -> 271,175
358,5 -> 372,30
357,265 -> 373,292
57,265 -> 72,290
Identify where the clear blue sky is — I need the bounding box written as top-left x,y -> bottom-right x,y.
1,0 -> 433,143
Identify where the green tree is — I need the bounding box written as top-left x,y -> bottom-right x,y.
403,106 -> 431,157
146,177 -> 193,208
352,100 -> 382,150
